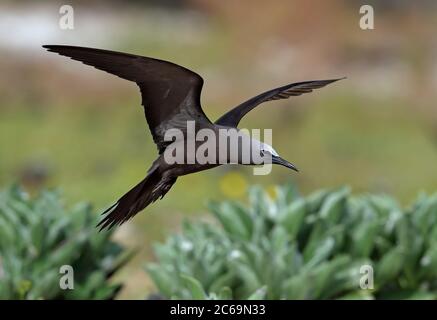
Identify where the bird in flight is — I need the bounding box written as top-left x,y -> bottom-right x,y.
43,45 -> 343,230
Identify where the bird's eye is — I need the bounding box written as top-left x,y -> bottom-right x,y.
260,150 -> 265,157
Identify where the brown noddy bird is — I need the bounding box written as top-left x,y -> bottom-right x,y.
43,45 -> 343,230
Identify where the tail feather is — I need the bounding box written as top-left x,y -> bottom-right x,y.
97,169 -> 176,231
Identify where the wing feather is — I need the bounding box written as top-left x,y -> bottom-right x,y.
43,45 -> 211,153
215,78 -> 345,127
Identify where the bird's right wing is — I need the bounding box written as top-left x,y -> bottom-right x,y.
44,45 -> 212,153
215,78 -> 345,127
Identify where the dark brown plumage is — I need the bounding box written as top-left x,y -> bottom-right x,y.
43,45 -> 210,153
215,79 -> 345,127
43,45 -> 344,230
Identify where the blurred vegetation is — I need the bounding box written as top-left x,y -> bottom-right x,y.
147,185 -> 437,300
1,0 -> 437,298
0,186 -> 132,299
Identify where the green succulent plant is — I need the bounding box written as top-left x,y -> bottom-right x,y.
0,185 -> 132,300
146,185 -> 437,299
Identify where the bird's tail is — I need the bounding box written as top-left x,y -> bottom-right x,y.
97,168 -> 176,231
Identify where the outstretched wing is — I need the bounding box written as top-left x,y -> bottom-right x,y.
215,78 -> 345,127
43,45 -> 212,153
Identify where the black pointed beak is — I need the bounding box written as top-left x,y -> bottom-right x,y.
272,155 -> 299,172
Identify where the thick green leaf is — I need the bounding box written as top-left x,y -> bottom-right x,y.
180,274 -> 207,300
247,286 -> 267,300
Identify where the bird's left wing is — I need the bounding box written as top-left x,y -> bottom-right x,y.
215,78 -> 345,127
43,45 -> 212,153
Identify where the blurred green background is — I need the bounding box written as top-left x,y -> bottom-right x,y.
1,0 -> 437,298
